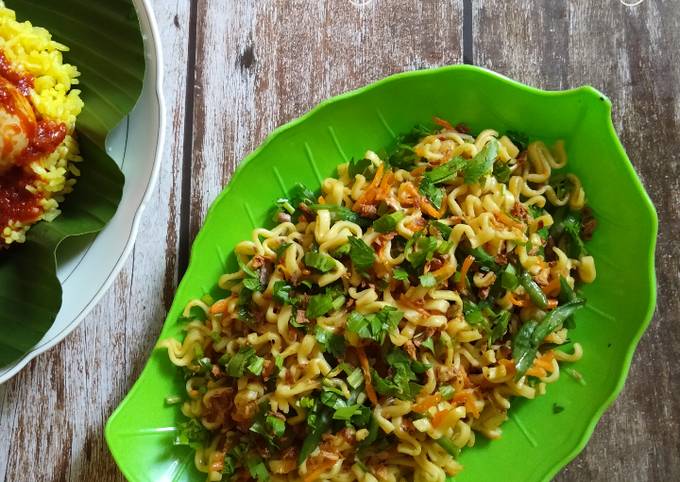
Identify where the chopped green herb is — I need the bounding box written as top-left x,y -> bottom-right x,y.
237,257 -> 259,279
392,267 -> 409,281
387,125 -> 433,169
299,406 -> 332,464
304,251 -> 336,273
489,310 -> 511,345
222,445 -> 240,476
247,356 -> 264,376
463,139 -> 498,184
439,385 -> 455,401
501,264 -> 519,290
272,281 -> 294,305
346,306 -> 404,344
289,311 -> 306,329
436,437 -> 460,457
224,347 -> 263,377
348,157 -> 372,177
373,211 -> 405,233
275,198 -> 295,215
275,242 -> 291,260
348,236 -> 376,272
174,419 -> 208,449
309,204 -> 371,227
358,414 -> 379,452
421,337 -> 436,354
265,415 -> 286,437
549,173 -> 573,200
288,183 -> 316,207
430,220 -> 452,238
436,240 -> 453,254
405,233 -> 438,269
419,272 -> 437,288
470,246 -> 498,270
346,367 -> 364,388
463,300 -> 488,329
315,326 -> 346,358
493,162 -> 512,183
424,156 -> 467,184
242,277 -> 262,292
370,349 -> 429,401
306,293 -> 335,319
562,212 -> 587,258
245,452 -> 270,481
419,176 -> 445,210
332,243 -> 351,257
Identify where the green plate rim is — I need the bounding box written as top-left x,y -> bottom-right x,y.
105,64 -> 658,482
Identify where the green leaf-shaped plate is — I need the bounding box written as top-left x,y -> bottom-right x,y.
106,65 -> 657,481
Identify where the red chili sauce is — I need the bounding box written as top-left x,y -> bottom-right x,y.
0,51 -> 68,230
0,166 -> 41,226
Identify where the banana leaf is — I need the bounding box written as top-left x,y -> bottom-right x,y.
0,0 -> 144,365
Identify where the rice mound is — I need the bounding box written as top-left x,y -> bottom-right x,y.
0,2 -> 83,245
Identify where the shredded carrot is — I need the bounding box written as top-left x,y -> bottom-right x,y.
353,163 -> 384,207
534,351 -> 556,371
303,458 -> 337,482
431,408 -> 452,428
410,166 -> 427,176
509,293 -> 528,307
356,346 -> 378,406
456,255 -> 475,292
526,366 -> 548,378
433,116 -> 454,131
375,170 -> 394,201
499,358 -> 516,375
209,298 -> 228,314
546,299 -> 558,310
495,211 -> 524,229
452,391 -> 480,417
404,216 -> 427,233
432,392 -> 479,426
413,393 -> 442,413
420,197 -> 441,218
527,352 -> 556,377
542,276 -> 561,297
317,195 -> 325,204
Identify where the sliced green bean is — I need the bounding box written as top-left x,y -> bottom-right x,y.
520,271 -> 549,309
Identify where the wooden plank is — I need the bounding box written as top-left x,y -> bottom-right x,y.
473,1 -> 680,480
0,1 -> 191,480
189,0 -> 464,238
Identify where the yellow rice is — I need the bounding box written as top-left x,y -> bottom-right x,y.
0,2 -> 83,245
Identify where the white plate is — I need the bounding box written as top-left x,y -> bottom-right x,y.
0,0 -> 165,383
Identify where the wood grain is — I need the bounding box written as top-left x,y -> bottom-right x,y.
0,1 -> 191,481
189,0 -> 464,240
473,0 -> 680,480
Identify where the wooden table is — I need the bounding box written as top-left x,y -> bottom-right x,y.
1,1 -> 678,480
